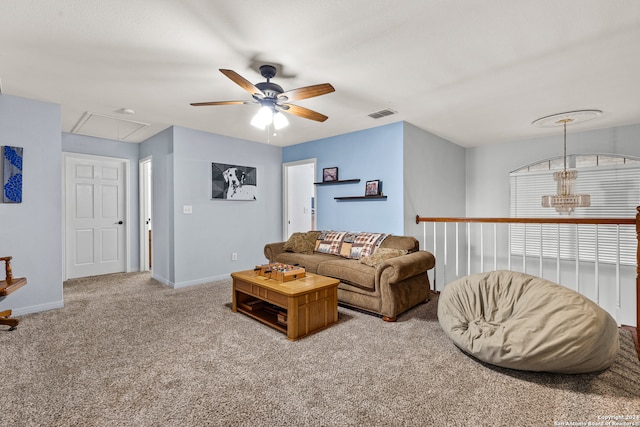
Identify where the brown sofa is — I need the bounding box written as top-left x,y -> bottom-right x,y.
264,231 -> 436,321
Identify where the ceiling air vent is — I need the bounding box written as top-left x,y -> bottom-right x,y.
368,108 -> 397,119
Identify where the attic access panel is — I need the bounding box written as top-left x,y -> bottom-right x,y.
71,112 -> 150,141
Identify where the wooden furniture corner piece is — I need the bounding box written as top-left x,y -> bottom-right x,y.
0,256 -> 27,331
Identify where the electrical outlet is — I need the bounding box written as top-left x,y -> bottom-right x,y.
183,205 -> 193,214
231,252 -> 238,261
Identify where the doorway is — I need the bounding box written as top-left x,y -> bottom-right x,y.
64,153 -> 129,279
139,157 -> 152,272
283,159 -> 316,240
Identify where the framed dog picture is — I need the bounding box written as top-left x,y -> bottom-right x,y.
365,180 -> 381,196
322,167 -> 338,182
211,162 -> 257,200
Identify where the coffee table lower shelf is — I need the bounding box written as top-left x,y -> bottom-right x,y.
236,296 -> 288,333
231,270 -> 339,340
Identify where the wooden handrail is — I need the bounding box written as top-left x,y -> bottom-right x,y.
416,206 -> 640,353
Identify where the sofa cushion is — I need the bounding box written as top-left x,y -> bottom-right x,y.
379,235 -> 419,253
317,259 -> 376,291
360,248 -> 408,267
273,252 -> 336,274
283,231 -> 321,254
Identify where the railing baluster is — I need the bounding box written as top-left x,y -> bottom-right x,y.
443,222 -> 448,286
539,223 -> 543,278
430,222 -> 438,292
616,224 -> 621,310
467,223 -> 471,276
523,224 -> 527,273
556,224 -> 561,283
595,224 -> 599,304
455,223 -> 459,278
480,223 -> 484,273
493,223 -> 497,271
431,222 -> 436,291
508,224 -> 512,271
575,224 -> 580,293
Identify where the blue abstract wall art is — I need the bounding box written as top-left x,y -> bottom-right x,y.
3,145 -> 23,203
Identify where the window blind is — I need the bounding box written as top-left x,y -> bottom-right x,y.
509,164 -> 639,265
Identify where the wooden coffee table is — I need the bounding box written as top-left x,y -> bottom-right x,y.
231,269 -> 339,340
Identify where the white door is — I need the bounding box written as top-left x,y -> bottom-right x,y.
140,157 -> 152,272
65,154 -> 127,279
283,160 -> 316,239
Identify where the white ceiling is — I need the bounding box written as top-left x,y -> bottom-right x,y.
1,0 -> 639,148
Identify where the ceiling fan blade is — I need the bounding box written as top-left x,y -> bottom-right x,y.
278,83 -> 335,102
281,104 -> 329,122
190,101 -> 253,106
219,69 -> 265,97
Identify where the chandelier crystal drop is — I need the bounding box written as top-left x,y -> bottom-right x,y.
539,117 -> 591,215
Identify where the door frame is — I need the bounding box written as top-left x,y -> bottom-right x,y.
139,156 -> 152,272
62,152 -> 131,280
282,158 -> 316,241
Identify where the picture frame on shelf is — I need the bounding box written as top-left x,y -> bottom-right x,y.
365,180 -> 382,196
322,167 -> 339,182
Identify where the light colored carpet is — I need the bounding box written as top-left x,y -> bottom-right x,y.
0,272 -> 638,426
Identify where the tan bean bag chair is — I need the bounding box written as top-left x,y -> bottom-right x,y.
438,270 -> 619,374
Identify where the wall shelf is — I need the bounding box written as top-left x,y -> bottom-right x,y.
314,179 -> 360,185
334,195 -> 387,201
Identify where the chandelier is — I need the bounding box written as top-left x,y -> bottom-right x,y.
533,110 -> 601,215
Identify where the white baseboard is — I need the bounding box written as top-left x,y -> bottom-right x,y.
151,274 -> 174,288
11,300 -> 65,316
172,274 -> 231,289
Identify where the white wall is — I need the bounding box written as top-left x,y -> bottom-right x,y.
0,94 -> 63,315
466,123 -> 640,216
403,122 -> 466,244
139,128 -> 174,286
286,162 -> 314,237
171,126 -> 282,287
62,132 -> 141,271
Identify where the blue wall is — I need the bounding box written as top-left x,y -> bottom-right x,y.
284,122 -> 404,234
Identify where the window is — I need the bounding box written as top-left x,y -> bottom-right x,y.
510,154 -> 640,265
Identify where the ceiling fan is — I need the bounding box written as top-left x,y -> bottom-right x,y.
190,65 -> 335,125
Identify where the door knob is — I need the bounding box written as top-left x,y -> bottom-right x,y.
116,221 -> 123,225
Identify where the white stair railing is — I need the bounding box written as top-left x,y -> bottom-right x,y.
415,213 -> 639,329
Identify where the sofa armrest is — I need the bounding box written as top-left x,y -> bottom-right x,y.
264,242 -> 286,263
378,250 -> 435,284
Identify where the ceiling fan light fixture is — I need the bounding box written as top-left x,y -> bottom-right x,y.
192,66 -> 334,129
251,106 -> 273,129
273,111 -> 289,130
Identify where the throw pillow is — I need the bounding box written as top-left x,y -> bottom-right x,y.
283,232 -> 315,254
315,230 -> 347,255
360,248 -> 408,267
306,230 -> 322,246
349,232 -> 388,259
